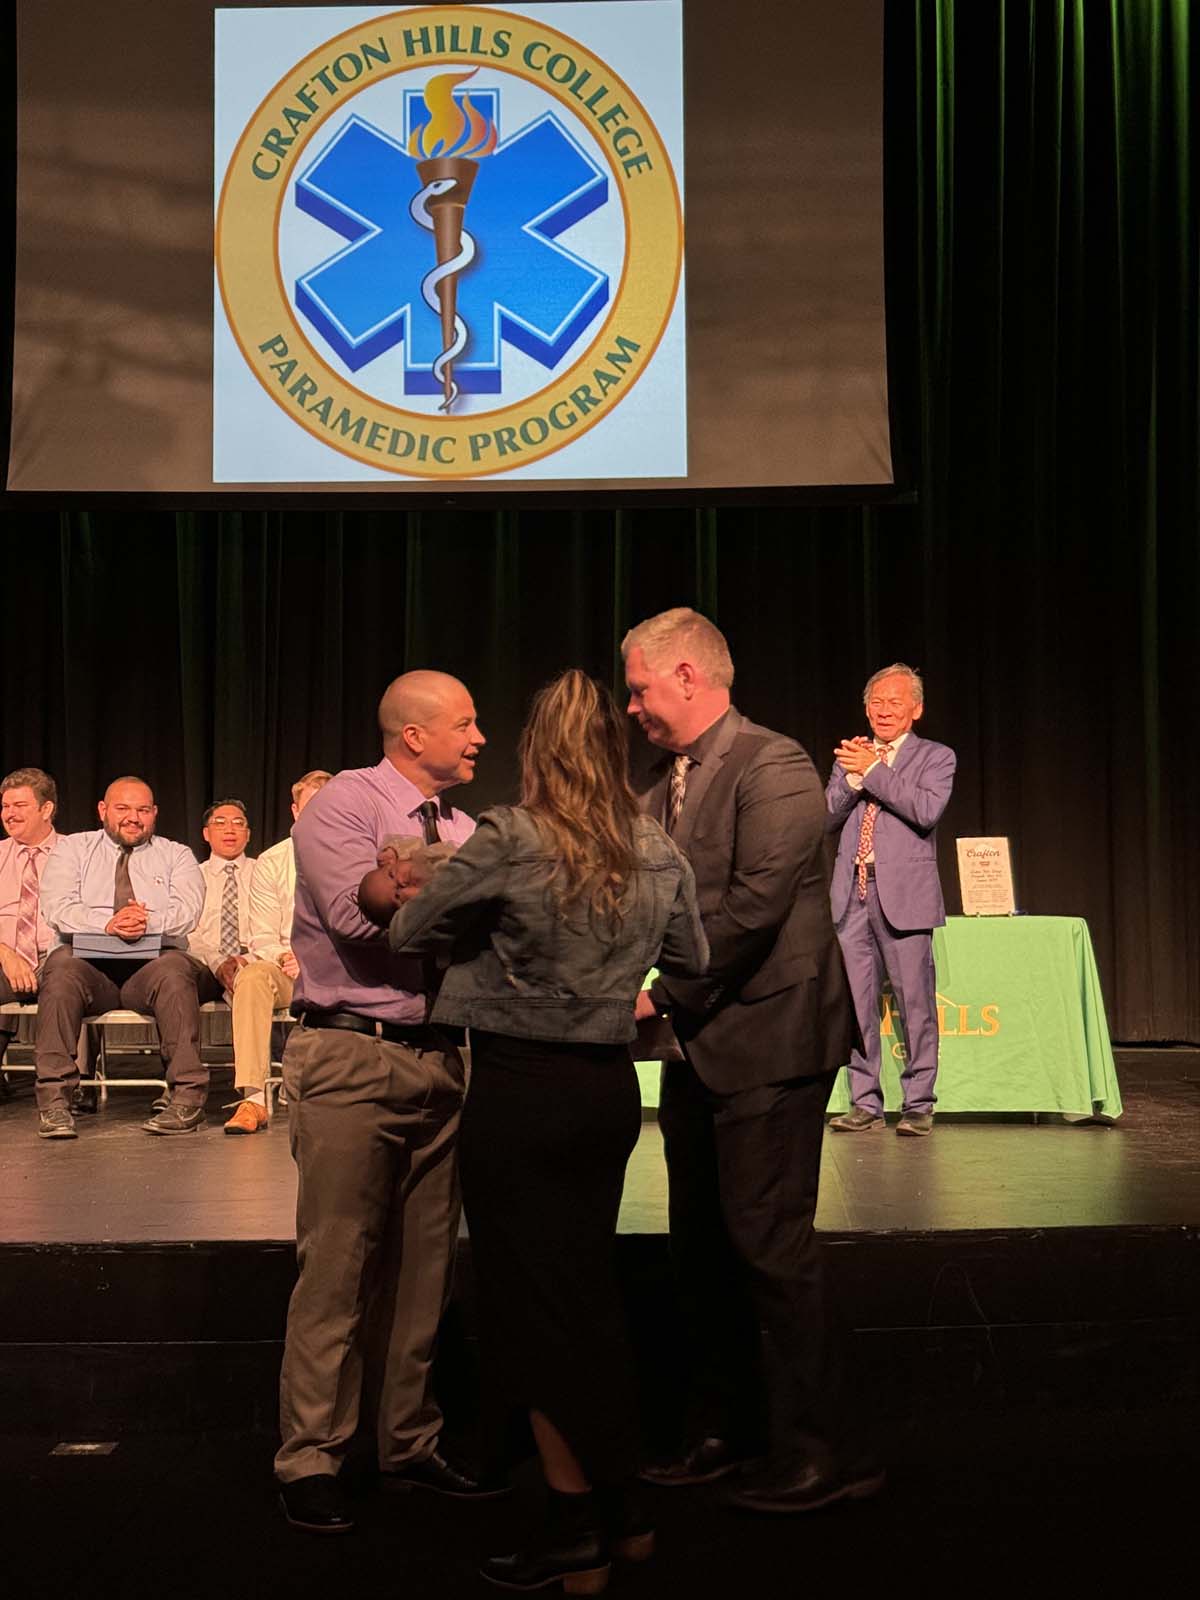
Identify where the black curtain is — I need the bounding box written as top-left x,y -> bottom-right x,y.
2,3 -> 1197,1043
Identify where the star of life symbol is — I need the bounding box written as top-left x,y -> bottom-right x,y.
293,72 -> 610,411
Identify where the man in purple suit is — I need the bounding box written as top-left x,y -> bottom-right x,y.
826,664 -> 956,1136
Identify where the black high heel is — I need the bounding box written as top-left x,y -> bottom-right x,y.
480,1488 -> 611,1595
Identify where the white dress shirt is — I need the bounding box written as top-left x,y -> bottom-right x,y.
188,853 -> 257,975
247,835 -> 296,965
40,830 -> 205,950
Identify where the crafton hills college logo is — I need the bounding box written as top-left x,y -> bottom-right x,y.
216,6 -> 684,479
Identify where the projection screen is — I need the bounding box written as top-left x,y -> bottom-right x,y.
7,0 -> 891,495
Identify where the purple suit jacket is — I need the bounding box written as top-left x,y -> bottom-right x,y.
825,733 -> 956,931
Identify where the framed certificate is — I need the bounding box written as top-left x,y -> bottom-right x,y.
956,837 -> 1017,916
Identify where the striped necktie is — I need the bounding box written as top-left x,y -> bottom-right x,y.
14,846 -> 41,967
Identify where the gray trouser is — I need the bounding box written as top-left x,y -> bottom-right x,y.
34,947 -> 208,1111
275,1022 -> 465,1483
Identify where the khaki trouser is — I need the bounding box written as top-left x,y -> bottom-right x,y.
230,961 -> 294,1091
274,1022 -> 465,1482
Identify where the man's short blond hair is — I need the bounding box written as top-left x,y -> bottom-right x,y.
291,770 -> 333,805
620,607 -> 735,690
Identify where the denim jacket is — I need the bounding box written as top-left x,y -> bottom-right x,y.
387,805 -> 708,1043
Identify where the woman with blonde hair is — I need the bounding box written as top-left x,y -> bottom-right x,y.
366,668 -> 706,1594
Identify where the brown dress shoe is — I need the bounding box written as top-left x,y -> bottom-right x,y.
896,1112 -> 934,1136
224,1099 -> 269,1135
830,1107 -> 884,1132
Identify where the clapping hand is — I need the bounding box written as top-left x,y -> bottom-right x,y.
834,735 -> 878,777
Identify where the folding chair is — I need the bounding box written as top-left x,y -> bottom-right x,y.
81,1009 -> 167,1105
0,1000 -> 39,1092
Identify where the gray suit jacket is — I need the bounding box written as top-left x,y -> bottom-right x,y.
825,732 -> 956,930
639,708 -> 853,1094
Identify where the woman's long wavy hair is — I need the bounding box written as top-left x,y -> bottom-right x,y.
519,669 -> 640,926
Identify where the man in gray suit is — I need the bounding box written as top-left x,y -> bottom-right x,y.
826,663 -> 956,1136
623,608 -> 872,1515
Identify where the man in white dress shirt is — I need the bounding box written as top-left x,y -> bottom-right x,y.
36,776 -> 206,1139
185,798 -> 256,1122
188,799 -> 256,1002
222,770 -> 331,1136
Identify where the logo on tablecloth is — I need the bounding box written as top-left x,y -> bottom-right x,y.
882,990 -> 1000,1061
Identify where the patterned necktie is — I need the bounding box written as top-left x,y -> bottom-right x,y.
668,755 -> 692,833
219,863 -> 241,955
14,846 -> 41,967
113,846 -> 135,912
854,744 -> 893,900
417,800 -> 441,846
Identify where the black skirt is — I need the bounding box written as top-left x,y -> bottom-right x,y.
461,1030 -> 642,1484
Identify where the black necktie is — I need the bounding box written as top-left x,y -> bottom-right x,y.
417,800 -> 441,845
414,800 -> 443,1022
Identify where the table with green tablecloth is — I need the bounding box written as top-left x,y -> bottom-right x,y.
824,915 -> 1122,1116
636,917 -> 1123,1117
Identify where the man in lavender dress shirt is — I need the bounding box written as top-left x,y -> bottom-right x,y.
275,670 -> 497,1535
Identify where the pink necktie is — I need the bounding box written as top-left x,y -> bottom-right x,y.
14,846 -> 41,967
854,745 -> 893,901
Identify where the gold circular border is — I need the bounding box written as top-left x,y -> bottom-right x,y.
216,5 -> 683,478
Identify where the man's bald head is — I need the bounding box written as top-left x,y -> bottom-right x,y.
378,671 -> 464,747
98,776 -> 157,847
378,671 -> 485,795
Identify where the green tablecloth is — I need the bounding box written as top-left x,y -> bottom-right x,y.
637,916 -> 1123,1117
824,916 -> 1123,1117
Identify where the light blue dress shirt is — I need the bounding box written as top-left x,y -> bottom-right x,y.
39,830 -> 206,951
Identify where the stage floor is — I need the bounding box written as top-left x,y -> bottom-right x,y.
0,1049 -> 1195,1245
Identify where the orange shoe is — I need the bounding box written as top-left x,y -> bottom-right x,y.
224,1099 -> 269,1136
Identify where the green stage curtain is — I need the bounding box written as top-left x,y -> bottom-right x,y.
2,5 -> 1196,1041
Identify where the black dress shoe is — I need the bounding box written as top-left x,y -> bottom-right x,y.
727,1454 -> 886,1514
639,1436 -> 755,1487
278,1473 -> 354,1533
144,1099 -> 205,1135
382,1450 -> 512,1499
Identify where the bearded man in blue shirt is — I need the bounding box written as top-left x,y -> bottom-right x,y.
35,775 -> 206,1139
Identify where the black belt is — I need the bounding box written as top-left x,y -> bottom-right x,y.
865,863 -> 876,879
298,1009 -> 463,1047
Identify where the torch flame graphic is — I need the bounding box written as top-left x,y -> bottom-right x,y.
408,71 -> 497,411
